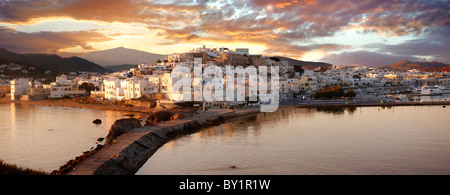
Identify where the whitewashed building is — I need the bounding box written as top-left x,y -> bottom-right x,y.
10,78 -> 30,100
235,48 -> 249,56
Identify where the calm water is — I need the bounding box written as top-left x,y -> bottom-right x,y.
0,103 -> 143,172
419,94 -> 450,102
136,106 -> 450,175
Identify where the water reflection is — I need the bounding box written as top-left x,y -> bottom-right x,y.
137,106 -> 450,175
0,103 -> 143,172
315,107 -> 357,114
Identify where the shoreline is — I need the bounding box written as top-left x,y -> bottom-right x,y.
0,98 -> 154,114
2,98 -> 449,113
2,97 -> 450,175
66,100 -> 450,175
66,108 -> 260,175
283,101 -> 450,109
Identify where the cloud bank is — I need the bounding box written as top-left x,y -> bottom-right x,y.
0,0 -> 448,64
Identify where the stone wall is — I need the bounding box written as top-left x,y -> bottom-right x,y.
124,100 -> 156,108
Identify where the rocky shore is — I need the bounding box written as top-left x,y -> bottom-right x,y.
65,108 -> 257,175
3,96 -> 450,175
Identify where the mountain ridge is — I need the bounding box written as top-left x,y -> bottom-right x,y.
80,47 -> 167,66
378,60 -> 450,71
274,56 -> 333,69
0,48 -> 107,73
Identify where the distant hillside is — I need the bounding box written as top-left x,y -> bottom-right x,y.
0,48 -> 107,73
274,56 -> 332,69
378,60 -> 450,71
80,47 -> 167,66
105,64 -> 137,72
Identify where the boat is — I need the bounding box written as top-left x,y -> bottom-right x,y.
413,88 -> 422,94
420,85 -> 450,95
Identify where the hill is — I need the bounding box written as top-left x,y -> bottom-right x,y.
105,64 -> 138,72
80,47 -> 167,66
274,56 -> 332,69
0,48 -> 107,73
378,60 -> 450,72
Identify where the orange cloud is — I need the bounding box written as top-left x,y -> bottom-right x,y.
0,0 -> 448,62
0,26 -> 112,53
276,3 -> 292,8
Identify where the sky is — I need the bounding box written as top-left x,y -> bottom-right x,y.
0,0 -> 449,66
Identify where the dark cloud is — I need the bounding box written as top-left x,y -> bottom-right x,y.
320,51 -> 421,67
364,26 -> 450,64
264,43 -> 350,59
3,0 -> 447,40
246,0 -> 450,37
0,0 -> 449,59
0,0 -> 204,28
0,26 -> 112,53
320,25 -> 450,66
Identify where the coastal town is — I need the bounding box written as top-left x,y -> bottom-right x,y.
3,46 -> 450,176
2,46 -> 449,109
2,0 -> 450,180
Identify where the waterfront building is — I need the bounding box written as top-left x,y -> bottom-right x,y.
10,78 -> 30,100
299,76 -> 318,94
49,85 -> 85,99
103,76 -> 164,101
24,86 -> 50,100
103,78 -> 122,100
161,73 -> 191,102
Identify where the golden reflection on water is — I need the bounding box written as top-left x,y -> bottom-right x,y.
10,103 -> 16,135
137,106 -> 450,175
0,103 -> 145,172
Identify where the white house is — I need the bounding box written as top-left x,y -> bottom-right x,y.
49,74 -> 85,98
54,74 -> 72,86
142,75 -> 161,94
103,78 -> 122,100
234,48 -> 249,56
10,78 -> 30,100
49,85 -> 86,99
103,77 -> 164,100
161,73 -> 192,102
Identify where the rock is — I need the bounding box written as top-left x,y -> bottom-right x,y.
93,119 -> 102,124
105,118 -> 142,145
97,137 -> 104,142
145,110 -> 174,126
170,113 -> 180,120
145,110 -> 195,126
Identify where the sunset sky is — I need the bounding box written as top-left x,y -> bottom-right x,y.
0,0 -> 449,66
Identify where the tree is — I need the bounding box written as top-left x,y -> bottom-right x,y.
314,85 -> 346,99
79,83 -> 99,93
346,89 -> 357,98
294,65 -> 305,76
269,57 -> 280,62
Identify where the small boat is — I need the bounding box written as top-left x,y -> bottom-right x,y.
420,85 -> 450,95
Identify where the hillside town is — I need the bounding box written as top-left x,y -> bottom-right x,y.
2,46 -> 450,107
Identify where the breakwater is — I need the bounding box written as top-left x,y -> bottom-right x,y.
66,101 -> 450,175
67,108 -> 257,175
